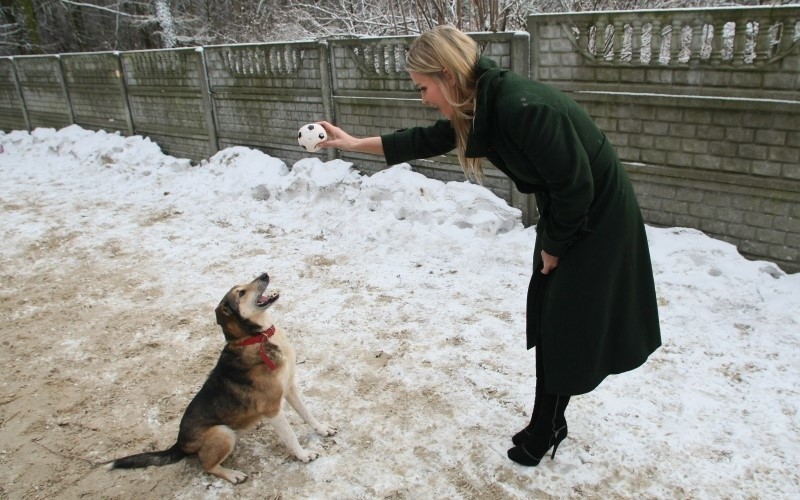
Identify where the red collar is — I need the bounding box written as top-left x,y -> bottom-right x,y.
236,325 -> 277,370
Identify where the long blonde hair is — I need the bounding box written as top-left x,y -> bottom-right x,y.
406,25 -> 483,183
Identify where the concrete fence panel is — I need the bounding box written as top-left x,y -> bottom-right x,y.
327,32 -> 534,220
203,41 -> 330,166
0,59 -> 27,131
120,48 -> 214,160
11,55 -> 72,129
60,52 -> 132,134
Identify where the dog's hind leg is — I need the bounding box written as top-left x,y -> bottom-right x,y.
285,383 -> 338,437
266,410 -> 319,462
197,426 -> 248,484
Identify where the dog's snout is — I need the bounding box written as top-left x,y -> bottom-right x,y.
258,272 -> 269,281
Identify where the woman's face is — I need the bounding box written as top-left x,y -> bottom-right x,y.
410,71 -> 454,120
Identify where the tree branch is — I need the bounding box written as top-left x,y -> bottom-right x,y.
57,0 -> 149,20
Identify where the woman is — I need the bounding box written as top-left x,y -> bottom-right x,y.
318,25 -> 661,466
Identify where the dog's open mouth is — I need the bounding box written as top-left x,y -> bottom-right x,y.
257,291 -> 279,308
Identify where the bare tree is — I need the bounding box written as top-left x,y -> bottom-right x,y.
154,0 -> 175,47
0,0 -> 782,56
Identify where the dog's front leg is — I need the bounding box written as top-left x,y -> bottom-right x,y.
285,384 -> 338,437
266,411 -> 319,462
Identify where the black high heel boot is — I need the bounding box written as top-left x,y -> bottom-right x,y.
507,394 -> 570,466
508,423 -> 568,466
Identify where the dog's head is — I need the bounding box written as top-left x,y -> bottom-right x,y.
215,272 -> 280,341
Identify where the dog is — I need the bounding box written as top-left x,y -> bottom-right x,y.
109,272 -> 336,484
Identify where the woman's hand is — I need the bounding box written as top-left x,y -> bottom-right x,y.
317,121 -> 384,155
317,121 -> 356,151
541,250 -> 559,275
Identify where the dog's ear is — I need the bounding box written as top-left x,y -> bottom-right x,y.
215,298 -> 240,341
215,299 -> 232,326
215,295 -> 264,340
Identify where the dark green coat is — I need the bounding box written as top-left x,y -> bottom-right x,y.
382,57 -> 661,395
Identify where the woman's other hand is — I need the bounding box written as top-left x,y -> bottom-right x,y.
541,250 -> 559,275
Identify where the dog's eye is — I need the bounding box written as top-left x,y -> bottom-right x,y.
238,290 -> 246,297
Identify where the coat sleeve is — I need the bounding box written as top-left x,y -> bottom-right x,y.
506,102 -> 593,257
381,119 -> 457,166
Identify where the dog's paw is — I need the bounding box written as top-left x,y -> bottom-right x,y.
210,465 -> 248,485
296,449 -> 319,463
229,470 -> 249,484
315,423 -> 338,437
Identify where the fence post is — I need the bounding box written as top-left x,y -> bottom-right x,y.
196,47 -> 219,157
114,52 -> 135,136
527,17 -> 541,82
9,57 -> 31,131
317,39 -> 336,161
55,55 -> 75,125
511,31 -> 531,79
510,31 -> 536,226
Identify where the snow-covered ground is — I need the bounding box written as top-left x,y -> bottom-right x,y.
1,125 -> 798,499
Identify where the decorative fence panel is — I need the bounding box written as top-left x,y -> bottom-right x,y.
120,48 -> 214,160
203,41 -> 330,166
327,32 -> 534,220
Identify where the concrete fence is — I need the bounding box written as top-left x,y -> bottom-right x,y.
0,5 -> 797,272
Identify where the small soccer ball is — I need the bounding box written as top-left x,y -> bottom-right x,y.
297,123 -> 327,152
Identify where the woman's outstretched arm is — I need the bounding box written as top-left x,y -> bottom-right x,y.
317,121 -> 384,155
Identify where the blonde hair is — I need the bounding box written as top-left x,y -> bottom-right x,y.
406,25 -> 484,183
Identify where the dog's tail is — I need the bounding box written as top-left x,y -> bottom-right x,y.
108,443 -> 187,470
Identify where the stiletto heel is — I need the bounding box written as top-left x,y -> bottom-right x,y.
550,441 -> 560,459
549,425 -> 567,459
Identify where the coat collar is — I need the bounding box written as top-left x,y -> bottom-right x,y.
465,56 -> 505,158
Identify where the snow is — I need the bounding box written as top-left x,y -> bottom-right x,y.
1,125 -> 798,498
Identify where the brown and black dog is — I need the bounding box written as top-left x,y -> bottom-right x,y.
109,272 -> 336,484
